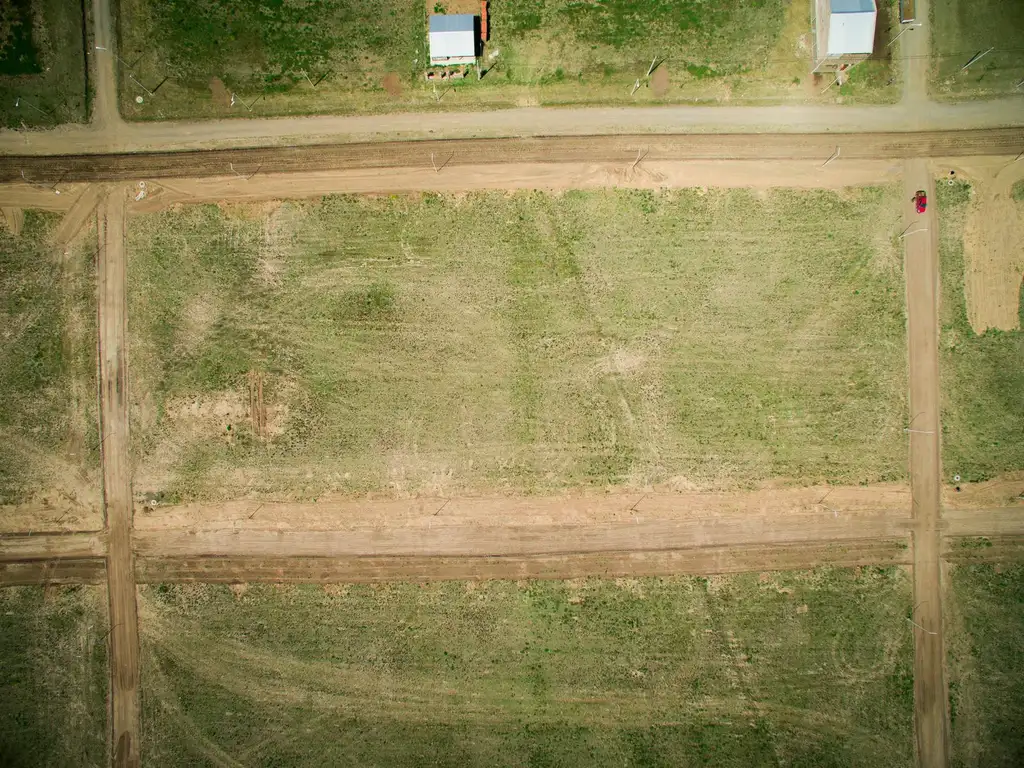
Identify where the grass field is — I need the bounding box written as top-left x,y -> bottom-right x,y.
930,0 -> 1024,100
0,586 -> 109,767
947,559 -> 1024,767
0,211 -> 99,509
126,188 -> 908,502
936,182 -> 1024,482
139,567 -> 914,767
116,0 -> 894,120
0,0 -> 89,128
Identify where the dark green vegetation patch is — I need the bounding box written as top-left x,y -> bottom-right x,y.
930,0 -> 1024,99
0,0 -> 89,127
140,568 -> 914,767
0,586 -> 109,767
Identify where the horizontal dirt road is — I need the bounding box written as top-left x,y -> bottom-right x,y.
3,99 -> 1024,156
2,129 -> 1022,184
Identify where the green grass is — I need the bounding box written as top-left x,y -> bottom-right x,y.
0,0 -> 89,127
0,586 -> 109,767
0,211 -> 99,506
140,567 -> 914,767
947,562 -> 1024,767
117,0 -> 894,120
936,182 -> 1024,482
930,0 -> 1024,100
127,188 -> 908,501
1012,180 -> 1024,203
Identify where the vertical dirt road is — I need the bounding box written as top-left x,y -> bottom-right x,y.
90,0 -> 120,133
98,187 -> 140,768
900,0 -> 931,108
903,161 -> 949,767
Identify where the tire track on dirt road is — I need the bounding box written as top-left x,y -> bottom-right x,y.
903,161 -> 949,768
97,188 -> 141,768
0,129 -> 1022,184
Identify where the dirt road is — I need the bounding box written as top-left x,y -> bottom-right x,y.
135,541 -> 911,584
89,0 -> 119,132
4,99 -> 1024,156
97,188 -> 140,768
903,161 -> 949,768
2,129 -> 1022,185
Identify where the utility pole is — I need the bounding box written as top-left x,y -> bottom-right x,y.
960,47 -> 994,73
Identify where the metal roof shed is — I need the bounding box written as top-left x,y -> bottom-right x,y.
826,0 -> 876,55
429,15 -> 477,65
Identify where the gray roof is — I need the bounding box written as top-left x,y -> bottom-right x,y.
831,0 -> 874,12
429,14 -> 475,32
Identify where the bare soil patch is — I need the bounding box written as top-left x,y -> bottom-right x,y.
651,66 -> 669,97
209,77 -> 231,107
962,172 -> 1024,331
382,72 -> 403,98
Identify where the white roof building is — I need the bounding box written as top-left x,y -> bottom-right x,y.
815,0 -> 876,68
429,15 -> 477,65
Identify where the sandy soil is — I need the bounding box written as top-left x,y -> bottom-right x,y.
0,531 -> 106,560
135,485 -> 912,532
903,159 -> 950,768
125,160 -> 901,211
97,188 -> 141,768
52,184 -> 100,245
959,158 -> 1024,331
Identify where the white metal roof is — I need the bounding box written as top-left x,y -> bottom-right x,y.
826,0 -> 876,55
429,14 -> 476,61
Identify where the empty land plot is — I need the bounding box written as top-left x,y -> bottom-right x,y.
930,0 -> 1024,100
116,0 -> 893,120
946,556 -> 1024,767
937,182 -> 1024,483
127,188 -> 908,502
139,568 -> 914,767
0,585 -> 109,766
0,0 -> 89,128
0,211 -> 100,527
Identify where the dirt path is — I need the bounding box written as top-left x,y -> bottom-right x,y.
127,159 -> 901,211
97,187 -> 140,768
90,0 -> 120,134
903,161 -> 949,768
900,0 -> 931,108
2,130 -> 1022,185
135,541 -> 911,584
52,184 -> 100,245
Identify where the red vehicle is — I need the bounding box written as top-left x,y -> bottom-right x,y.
914,190 -> 927,214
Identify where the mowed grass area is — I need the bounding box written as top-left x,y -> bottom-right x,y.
0,586 -> 109,767
947,558 -> 1024,767
0,0 -> 89,127
116,0 -> 893,120
930,0 -> 1024,99
0,211 -> 99,508
127,188 -> 908,502
140,568 -> 914,767
937,182 -> 1024,482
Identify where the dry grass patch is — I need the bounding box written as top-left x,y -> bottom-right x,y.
127,188 -> 907,502
0,210 -> 99,522
139,568 -> 914,766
